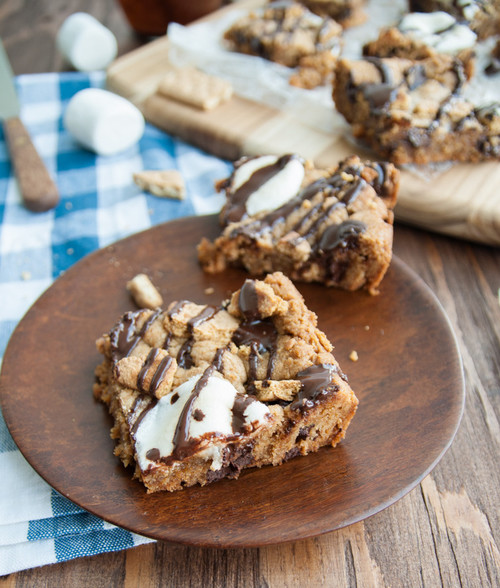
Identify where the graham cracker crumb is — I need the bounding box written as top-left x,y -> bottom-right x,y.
133,170 -> 186,200
127,273 -> 163,309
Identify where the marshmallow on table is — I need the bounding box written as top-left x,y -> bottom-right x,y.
64,88 -> 145,156
57,12 -> 117,71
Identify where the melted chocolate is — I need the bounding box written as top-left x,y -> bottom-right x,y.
232,280 -> 278,383
130,396 -> 157,436
340,178 -> 366,205
167,300 -> 189,318
110,309 -> 161,362
232,395 -> 259,432
193,409 -> 205,422
366,57 -> 394,85
171,365 -> 215,461
361,57 -> 399,111
317,220 -> 366,253
238,280 -> 260,320
212,347 -> 227,373
146,448 -> 160,461
232,319 -> 278,382
291,364 -> 340,411
150,355 -> 174,396
405,64 -> 427,91
176,305 -> 219,369
485,58 -> 500,76
137,348 -> 160,393
363,83 -> 398,111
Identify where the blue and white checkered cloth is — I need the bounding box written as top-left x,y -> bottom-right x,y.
0,71 -> 232,575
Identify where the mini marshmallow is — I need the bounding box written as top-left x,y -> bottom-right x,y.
64,88 -> 145,156
57,13 -> 117,71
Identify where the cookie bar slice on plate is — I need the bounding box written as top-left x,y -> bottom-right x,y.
198,154 -> 399,295
333,55 -> 500,164
94,272 -> 359,492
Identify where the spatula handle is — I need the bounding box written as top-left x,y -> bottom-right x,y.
4,117 -> 59,212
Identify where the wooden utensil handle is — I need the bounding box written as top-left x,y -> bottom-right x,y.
4,117 -> 59,212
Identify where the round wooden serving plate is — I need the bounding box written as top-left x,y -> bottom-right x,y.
0,215 -> 465,548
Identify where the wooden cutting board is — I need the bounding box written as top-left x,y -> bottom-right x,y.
106,0 -> 500,246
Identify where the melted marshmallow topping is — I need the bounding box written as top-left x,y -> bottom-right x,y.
232,155 -> 305,217
133,373 -> 271,471
399,11 -> 477,54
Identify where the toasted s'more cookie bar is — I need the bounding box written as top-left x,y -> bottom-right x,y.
198,154 -> 399,295
94,273 -> 359,492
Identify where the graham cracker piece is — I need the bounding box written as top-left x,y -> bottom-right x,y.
126,273 -> 163,309
133,170 -> 186,200
157,66 -> 233,111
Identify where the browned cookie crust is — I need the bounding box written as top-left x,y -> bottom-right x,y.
409,0 -> 500,39
94,272 -> 359,492
197,154 -> 398,295
333,55 -> 500,164
223,1 -> 342,88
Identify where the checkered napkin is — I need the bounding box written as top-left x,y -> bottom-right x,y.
0,71 -> 232,575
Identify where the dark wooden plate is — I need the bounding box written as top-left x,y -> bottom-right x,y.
0,215 -> 464,548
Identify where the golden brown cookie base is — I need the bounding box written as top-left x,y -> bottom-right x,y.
334,56 -> 500,165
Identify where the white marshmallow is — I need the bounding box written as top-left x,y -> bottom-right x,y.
57,13 -> 118,72
232,155 -> 305,217
399,11 -> 477,54
400,11 -> 456,35
434,24 -> 477,53
134,373 -> 271,471
64,88 -> 145,156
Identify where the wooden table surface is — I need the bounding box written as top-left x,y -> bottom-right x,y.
1,1 -> 499,586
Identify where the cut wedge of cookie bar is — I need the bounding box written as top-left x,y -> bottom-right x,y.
94,272 -> 358,492
333,55 -> 500,164
198,154 -> 399,295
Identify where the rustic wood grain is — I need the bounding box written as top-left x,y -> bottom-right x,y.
0,1 -> 499,586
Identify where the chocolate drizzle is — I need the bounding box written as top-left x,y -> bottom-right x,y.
232,169 -> 369,249
238,279 -> 261,320
232,395 -> 260,432
222,154 -> 300,224
291,364 -> 341,411
232,280 -> 278,384
137,350 -> 174,396
110,309 -> 161,362
130,396 -> 157,436
318,220 -> 366,253
176,305 -> 219,369
171,366 -> 216,461
137,348 -> 159,393
359,56 -> 467,127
